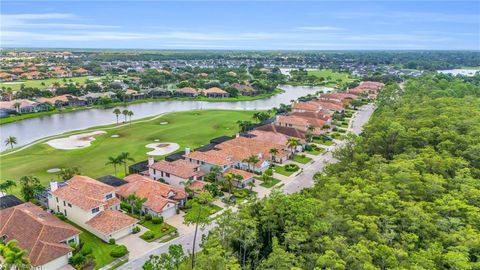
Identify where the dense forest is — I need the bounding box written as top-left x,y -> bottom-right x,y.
146,75 -> 480,269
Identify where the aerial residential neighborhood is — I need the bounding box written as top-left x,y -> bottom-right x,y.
1,0 -> 479,269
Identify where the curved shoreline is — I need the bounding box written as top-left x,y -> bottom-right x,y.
0,112 -> 168,156
0,89 -> 284,125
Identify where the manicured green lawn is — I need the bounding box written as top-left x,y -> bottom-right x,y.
0,76 -> 105,91
307,69 -> 355,84
306,147 -> 325,155
0,110 -> 258,196
259,177 -> 281,188
292,155 -> 312,164
313,138 -> 334,146
64,220 -> 117,269
273,165 -> 296,176
139,221 -> 176,242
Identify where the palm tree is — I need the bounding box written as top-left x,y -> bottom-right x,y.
118,152 -> 135,176
4,136 -> 17,149
113,108 -> 121,124
122,109 -> 129,122
13,102 -> 21,113
287,137 -> 300,157
243,155 -> 260,172
269,148 -> 279,163
0,180 -> 17,194
105,156 -> 122,176
222,173 -> 236,197
0,240 -> 30,269
127,110 -> 134,123
247,179 -> 255,193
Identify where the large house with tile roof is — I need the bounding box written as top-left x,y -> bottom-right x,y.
0,202 -> 80,270
146,157 -> 205,188
117,174 -> 187,219
185,136 -> 290,173
48,175 -> 137,242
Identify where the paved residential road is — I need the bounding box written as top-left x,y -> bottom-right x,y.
118,104 -> 376,270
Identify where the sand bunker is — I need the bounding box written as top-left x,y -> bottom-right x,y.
47,131 -> 106,150
47,168 -> 61,173
160,122 -> 169,125
111,135 -> 120,138
146,142 -> 179,156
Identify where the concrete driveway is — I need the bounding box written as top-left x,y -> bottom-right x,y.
116,225 -> 160,260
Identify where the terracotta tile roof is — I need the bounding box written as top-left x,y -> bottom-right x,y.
148,159 -> 200,179
277,115 -> 310,127
85,210 -> 137,234
0,99 -> 37,109
291,111 -> 332,122
143,196 -> 177,213
292,102 -> 319,112
190,180 -> 208,192
185,150 -> 235,166
120,174 -> 187,201
203,87 -> 228,94
308,100 -> 345,111
224,168 -> 255,180
52,175 -> 116,211
177,87 -> 198,94
0,203 -> 80,266
319,93 -> 358,102
36,94 -> 72,104
0,72 -> 13,78
255,123 -> 307,140
216,137 -> 289,164
248,130 -> 291,146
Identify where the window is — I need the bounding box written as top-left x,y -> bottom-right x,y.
64,209 -> 67,216
106,193 -> 113,200
68,203 -> 72,208
92,207 -> 100,214
63,201 -> 66,206
57,206 -> 60,212
166,173 -> 170,177
56,197 -> 58,203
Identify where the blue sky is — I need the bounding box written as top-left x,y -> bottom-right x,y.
1,1 -> 479,50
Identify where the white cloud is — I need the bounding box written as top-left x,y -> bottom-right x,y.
335,11 -> 479,24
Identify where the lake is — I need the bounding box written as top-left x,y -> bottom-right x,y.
0,85 -> 329,151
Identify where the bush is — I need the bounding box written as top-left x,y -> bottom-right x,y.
233,189 -> 248,198
55,213 -> 67,221
108,238 -> 116,245
285,164 -> 300,172
152,216 -> 163,224
80,245 -> 93,256
69,253 -> 85,265
120,201 -> 131,212
140,230 -> 155,240
144,213 -> 152,221
110,245 -> 128,258
132,226 -> 141,234
176,208 -> 180,214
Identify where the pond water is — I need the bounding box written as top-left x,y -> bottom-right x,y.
0,85 -> 329,151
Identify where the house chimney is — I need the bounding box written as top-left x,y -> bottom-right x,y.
50,181 -> 58,192
148,157 -> 155,166
185,147 -> 190,155
258,152 -> 263,159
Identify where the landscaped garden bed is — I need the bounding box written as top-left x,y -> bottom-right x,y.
139,220 -> 177,242
305,144 -> 325,155
64,220 -> 119,269
273,164 -> 299,176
